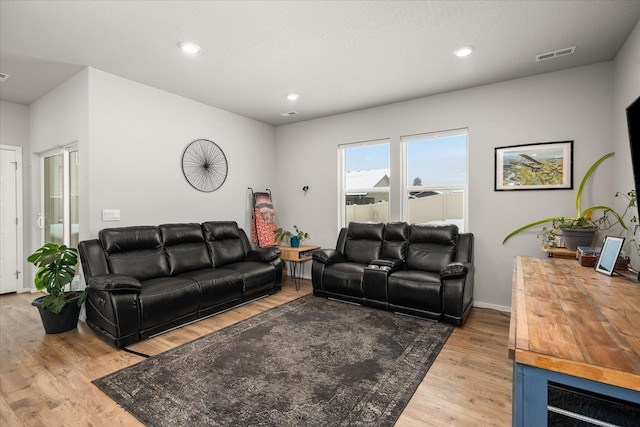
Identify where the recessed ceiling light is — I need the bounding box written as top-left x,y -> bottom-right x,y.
454,46 -> 475,58
286,93 -> 300,101
179,42 -> 201,54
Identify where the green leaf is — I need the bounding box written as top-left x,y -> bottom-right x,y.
502,217 -> 561,244
580,205 -> 627,230
575,152 -> 614,216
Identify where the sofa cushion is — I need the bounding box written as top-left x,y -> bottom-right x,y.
382,222 -> 408,260
343,222 -> 384,264
203,221 -> 246,267
179,268 -> 243,309
406,224 -> 458,272
388,270 -> 443,314
322,262 -> 367,297
137,277 -> 201,330
410,224 -> 458,245
160,223 -> 211,275
100,226 -> 170,280
224,261 -> 275,294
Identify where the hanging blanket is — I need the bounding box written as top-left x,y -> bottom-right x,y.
251,192 -> 278,247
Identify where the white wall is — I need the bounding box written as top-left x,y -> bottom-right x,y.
86,68 -> 276,237
613,20 -> 640,269
28,69 -> 89,290
0,101 -> 29,145
0,100 -> 30,291
275,62 -> 616,310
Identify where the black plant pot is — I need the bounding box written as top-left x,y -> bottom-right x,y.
562,228 -> 597,251
32,294 -> 82,334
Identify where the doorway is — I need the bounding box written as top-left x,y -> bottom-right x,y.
38,145 -> 80,248
39,146 -> 79,282
0,145 -> 24,294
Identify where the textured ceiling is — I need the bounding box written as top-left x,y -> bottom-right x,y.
1,1 -> 639,126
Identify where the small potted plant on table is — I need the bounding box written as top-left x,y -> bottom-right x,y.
274,225 -> 310,248
28,243 -> 86,334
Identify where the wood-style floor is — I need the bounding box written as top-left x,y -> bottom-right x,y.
0,277 -> 512,426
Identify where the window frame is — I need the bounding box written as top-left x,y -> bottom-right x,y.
338,138 -> 390,228
401,129 -> 468,229
336,129 -> 468,230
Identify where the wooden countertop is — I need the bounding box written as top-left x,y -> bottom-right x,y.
509,256 -> 640,391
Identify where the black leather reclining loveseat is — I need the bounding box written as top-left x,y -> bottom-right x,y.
312,222 -> 474,325
78,221 -> 282,348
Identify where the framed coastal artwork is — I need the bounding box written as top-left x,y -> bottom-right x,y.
495,141 -> 573,191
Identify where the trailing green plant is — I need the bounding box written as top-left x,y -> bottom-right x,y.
503,152 -> 627,245
536,216 -> 604,248
27,243 -> 86,314
274,225 -> 310,245
537,226 -> 559,248
614,189 -> 639,257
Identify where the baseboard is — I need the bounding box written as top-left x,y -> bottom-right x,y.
473,301 -> 511,313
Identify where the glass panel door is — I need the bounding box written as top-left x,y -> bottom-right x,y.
43,152 -> 64,245
41,146 -> 80,287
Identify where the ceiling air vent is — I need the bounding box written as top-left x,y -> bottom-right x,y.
536,46 -> 576,62
280,111 -> 298,117
0,73 -> 9,83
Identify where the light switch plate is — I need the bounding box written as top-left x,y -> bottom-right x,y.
102,209 -> 120,221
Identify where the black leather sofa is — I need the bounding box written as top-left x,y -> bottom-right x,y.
312,222 -> 474,325
78,221 -> 282,348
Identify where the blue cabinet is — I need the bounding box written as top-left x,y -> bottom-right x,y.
509,257 -> 640,427
512,364 -> 640,427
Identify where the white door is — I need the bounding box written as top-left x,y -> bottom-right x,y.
0,146 -> 22,294
41,147 -> 79,248
39,146 -> 79,288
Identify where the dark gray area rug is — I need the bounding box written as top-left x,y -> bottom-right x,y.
93,295 -> 454,426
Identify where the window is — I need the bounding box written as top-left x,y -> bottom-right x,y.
402,130 -> 467,230
337,130 -> 467,230
339,140 -> 390,226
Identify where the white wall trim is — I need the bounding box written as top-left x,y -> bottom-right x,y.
0,144 -> 25,293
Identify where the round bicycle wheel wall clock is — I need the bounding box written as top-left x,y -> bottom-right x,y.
181,139 -> 228,192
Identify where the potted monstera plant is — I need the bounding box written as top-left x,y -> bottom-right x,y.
503,152 -> 627,250
27,243 -> 86,334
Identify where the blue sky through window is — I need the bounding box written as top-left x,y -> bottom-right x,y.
345,135 -> 467,186
345,144 -> 390,171
406,134 -> 466,186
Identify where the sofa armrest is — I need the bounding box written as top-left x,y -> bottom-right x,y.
246,247 -> 281,262
440,262 -> 469,279
440,262 -> 474,326
88,274 -> 142,292
312,249 -> 345,265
